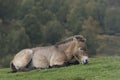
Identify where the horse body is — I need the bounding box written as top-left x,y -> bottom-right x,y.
31,46 -> 67,68
10,35 -> 89,73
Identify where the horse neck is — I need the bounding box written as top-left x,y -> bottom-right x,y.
57,41 -> 77,60
57,41 -> 73,52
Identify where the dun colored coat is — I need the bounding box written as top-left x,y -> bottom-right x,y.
10,35 -> 89,73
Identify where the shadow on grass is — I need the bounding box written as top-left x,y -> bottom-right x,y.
73,77 -> 85,80
57,77 -> 85,80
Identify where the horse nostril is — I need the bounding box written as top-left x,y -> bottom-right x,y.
84,60 -> 88,64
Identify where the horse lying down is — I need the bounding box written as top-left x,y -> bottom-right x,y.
10,35 -> 89,73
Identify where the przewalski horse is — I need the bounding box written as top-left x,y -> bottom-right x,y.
10,35 -> 88,73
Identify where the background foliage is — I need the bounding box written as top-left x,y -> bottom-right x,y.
0,0 -> 120,67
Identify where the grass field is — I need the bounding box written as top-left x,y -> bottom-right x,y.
0,56 -> 120,80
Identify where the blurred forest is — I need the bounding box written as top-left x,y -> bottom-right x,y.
0,0 -> 120,67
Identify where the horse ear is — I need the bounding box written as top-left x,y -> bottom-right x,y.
79,37 -> 87,42
79,47 -> 87,51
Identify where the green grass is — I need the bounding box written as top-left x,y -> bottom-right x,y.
0,56 -> 120,80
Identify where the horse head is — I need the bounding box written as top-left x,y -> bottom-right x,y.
71,35 -> 89,64
55,35 -> 89,64
75,47 -> 89,64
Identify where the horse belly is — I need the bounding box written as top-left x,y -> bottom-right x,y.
32,53 -> 49,69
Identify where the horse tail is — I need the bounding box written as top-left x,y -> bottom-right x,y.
25,49 -> 34,69
26,58 -> 32,68
10,62 -> 17,73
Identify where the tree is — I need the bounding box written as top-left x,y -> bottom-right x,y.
104,7 -> 120,34
42,20 -> 64,44
66,0 -> 85,34
0,0 -> 21,21
0,20 -> 31,67
22,11 -> 42,45
81,16 -> 100,55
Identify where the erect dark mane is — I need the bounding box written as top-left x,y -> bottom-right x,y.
55,35 -> 86,46
55,36 -> 74,46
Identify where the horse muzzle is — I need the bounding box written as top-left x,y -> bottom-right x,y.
81,56 -> 89,64
83,59 -> 88,64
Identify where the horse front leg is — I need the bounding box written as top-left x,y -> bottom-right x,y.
50,61 -> 68,68
50,61 -> 69,68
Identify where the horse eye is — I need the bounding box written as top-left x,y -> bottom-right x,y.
79,47 -> 83,51
80,39 -> 85,42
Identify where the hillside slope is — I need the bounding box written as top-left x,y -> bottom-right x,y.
97,35 -> 120,56
0,56 -> 120,80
